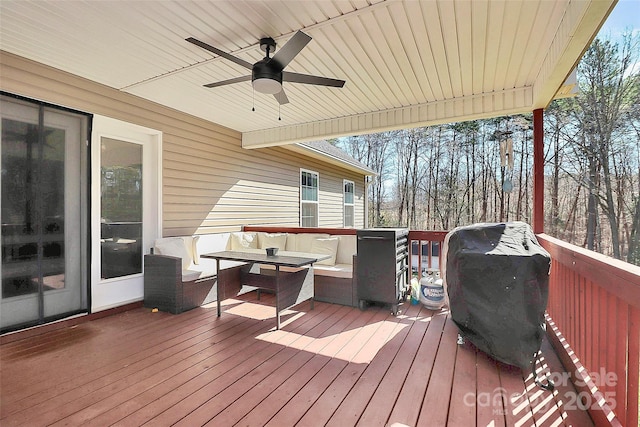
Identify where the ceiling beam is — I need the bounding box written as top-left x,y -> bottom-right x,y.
242,86 -> 533,148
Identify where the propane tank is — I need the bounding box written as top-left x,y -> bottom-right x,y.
420,270 -> 445,309
418,272 -> 433,306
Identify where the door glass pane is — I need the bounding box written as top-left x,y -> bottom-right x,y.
41,124 -> 66,291
100,138 -> 142,279
2,112 -> 40,298
2,115 -> 75,296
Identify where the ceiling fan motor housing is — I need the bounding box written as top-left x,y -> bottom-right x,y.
252,59 -> 283,94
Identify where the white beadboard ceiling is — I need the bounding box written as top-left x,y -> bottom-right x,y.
0,0 -> 615,148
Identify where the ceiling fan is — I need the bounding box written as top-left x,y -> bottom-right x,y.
186,31 -> 345,105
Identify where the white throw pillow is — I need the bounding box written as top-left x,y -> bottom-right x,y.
296,233 -> 330,252
285,233 -> 298,251
191,235 -> 200,264
335,235 -> 357,265
155,237 -> 193,270
259,233 -> 288,250
230,232 -> 258,250
310,237 -> 339,265
197,233 -> 231,257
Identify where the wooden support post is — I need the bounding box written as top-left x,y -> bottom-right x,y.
533,108 -> 544,234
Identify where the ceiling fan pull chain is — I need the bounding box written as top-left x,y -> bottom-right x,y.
252,87 -> 255,112
278,103 -> 281,121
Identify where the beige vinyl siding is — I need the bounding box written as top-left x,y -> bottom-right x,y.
1,51 -> 366,236
286,149 -> 366,228
357,181 -> 366,228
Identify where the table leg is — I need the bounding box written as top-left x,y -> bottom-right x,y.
275,265 -> 280,330
216,258 -> 221,317
310,263 -> 314,310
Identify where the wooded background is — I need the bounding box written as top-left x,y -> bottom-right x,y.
337,34 -> 640,266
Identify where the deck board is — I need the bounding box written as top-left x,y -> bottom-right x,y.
0,292 -> 594,427
475,350 -> 507,427
324,303 -> 420,427
385,310 -> 447,426
59,309 -> 269,426
447,340 -> 478,426
243,305 -> 389,426
416,314 -> 460,426
355,304 -> 432,427
294,304 -> 396,426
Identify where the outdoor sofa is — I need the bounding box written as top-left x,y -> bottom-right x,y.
143,230 -> 357,314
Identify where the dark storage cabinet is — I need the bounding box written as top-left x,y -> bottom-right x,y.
356,228 -> 409,315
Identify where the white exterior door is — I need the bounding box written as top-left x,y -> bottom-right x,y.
90,116 -> 161,312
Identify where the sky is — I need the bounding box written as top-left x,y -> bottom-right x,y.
596,0 -> 640,75
597,0 -> 640,39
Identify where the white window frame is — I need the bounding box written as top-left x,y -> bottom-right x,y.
300,169 -> 319,227
343,179 -> 355,228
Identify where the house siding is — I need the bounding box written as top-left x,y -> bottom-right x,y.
0,52 -> 366,236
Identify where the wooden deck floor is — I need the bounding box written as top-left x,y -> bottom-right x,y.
1,292 -> 593,427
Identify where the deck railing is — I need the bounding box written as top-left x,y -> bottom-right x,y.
407,230 -> 448,276
537,233 -> 640,427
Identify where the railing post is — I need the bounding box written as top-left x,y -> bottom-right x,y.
533,108 -> 544,234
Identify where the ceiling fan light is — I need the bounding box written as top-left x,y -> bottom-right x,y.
253,78 -> 282,94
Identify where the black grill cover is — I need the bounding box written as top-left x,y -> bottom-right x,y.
443,222 -> 551,370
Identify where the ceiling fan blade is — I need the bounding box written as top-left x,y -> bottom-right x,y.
283,71 -> 345,88
186,37 -> 253,70
274,89 -> 289,105
204,75 -> 251,88
270,31 -> 312,71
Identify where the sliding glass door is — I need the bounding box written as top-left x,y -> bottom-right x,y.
1,95 -> 89,332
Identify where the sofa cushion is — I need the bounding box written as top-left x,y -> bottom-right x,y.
189,258 -> 218,276
258,232 -> 287,250
194,233 -> 230,261
310,237 -> 339,265
182,269 -> 203,282
335,235 -> 356,265
294,233 -> 330,252
191,236 -> 200,264
230,232 -> 258,250
285,233 -> 298,252
313,263 -> 353,279
155,237 -> 193,270
184,258 -> 245,281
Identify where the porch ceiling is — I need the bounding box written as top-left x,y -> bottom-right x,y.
0,0 -> 614,148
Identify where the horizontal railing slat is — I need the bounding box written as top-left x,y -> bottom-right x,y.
538,234 -> 640,309
242,226 -> 357,235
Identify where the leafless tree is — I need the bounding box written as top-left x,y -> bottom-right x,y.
336,34 -> 639,265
